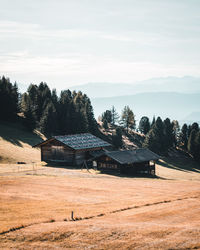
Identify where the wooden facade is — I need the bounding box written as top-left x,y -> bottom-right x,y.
94,149 -> 159,175
96,155 -> 155,175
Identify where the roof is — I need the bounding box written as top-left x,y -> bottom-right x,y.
34,133 -> 111,150
95,149 -> 160,164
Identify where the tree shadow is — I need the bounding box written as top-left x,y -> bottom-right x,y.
158,156 -> 200,174
0,119 -> 44,147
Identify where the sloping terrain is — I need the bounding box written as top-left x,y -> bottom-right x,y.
0,121 -> 200,249
0,167 -> 200,249
0,120 -> 45,163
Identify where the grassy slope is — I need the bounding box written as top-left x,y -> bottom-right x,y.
0,122 -> 200,249
0,169 -> 200,249
0,120 -> 45,163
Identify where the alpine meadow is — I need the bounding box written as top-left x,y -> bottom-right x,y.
0,1 -> 200,249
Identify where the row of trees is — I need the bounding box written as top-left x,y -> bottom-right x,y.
21,83 -> 98,136
1,75 -> 199,162
0,76 -> 98,137
101,105 -> 136,132
101,106 -> 200,162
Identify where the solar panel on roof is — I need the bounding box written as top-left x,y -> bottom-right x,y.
53,133 -> 110,150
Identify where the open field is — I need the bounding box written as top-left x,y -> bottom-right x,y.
0,162 -> 200,249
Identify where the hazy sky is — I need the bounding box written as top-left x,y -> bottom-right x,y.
0,0 -> 200,90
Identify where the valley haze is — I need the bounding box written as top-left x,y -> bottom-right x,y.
69,76 -> 200,124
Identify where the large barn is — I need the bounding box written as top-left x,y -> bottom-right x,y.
93,149 -> 160,175
33,133 -> 110,165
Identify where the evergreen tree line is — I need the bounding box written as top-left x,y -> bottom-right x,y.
142,116 -> 200,161
1,76 -> 199,161
21,83 -> 98,136
101,105 -> 136,132
0,76 -> 97,137
101,106 -> 200,162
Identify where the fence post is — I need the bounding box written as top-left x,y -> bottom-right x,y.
71,211 -> 74,220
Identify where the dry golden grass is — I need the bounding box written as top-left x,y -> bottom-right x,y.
1,121 -> 200,248
0,121 -> 45,163
0,164 -> 200,249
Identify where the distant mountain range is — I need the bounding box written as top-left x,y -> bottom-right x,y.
71,76 -> 200,98
91,92 -> 200,125
70,76 -> 200,124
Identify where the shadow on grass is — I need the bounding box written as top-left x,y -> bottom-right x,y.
99,169 -> 166,179
158,155 -> 200,174
45,162 -> 79,170
44,162 -> 165,179
0,119 -> 43,147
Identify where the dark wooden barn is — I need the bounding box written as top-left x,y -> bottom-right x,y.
93,149 -> 160,175
33,133 -> 110,165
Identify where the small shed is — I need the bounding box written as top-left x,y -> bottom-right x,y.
33,133 -> 110,165
93,149 -> 160,175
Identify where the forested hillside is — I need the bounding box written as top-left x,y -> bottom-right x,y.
1,75 -> 200,163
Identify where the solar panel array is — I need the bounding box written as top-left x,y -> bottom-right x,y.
54,133 -> 110,150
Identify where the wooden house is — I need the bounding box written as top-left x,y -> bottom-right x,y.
33,133 -> 110,165
93,149 -> 160,175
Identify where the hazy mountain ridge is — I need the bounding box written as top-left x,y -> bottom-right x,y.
71,76 -> 200,98
91,92 -> 200,124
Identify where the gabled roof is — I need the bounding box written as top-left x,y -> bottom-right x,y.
95,149 -> 160,164
34,133 -> 111,150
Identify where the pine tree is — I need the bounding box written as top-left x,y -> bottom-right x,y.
39,102 -> 58,136
172,120 -> 180,147
112,127 -> 123,148
121,106 -> 136,133
0,76 -> 19,120
139,116 -> 150,135
143,117 -> 165,154
111,106 -> 119,125
103,119 -> 108,129
102,110 -> 112,124
191,122 -> 199,132
163,118 -> 174,150
21,93 -> 37,130
179,124 -> 188,149
151,116 -> 156,128
194,131 -> 200,162
188,129 -> 197,157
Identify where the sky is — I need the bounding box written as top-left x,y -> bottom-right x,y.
0,0 -> 200,91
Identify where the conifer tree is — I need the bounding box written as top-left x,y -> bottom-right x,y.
111,106 -> 119,125
143,117 -> 165,154
39,102 -> 58,136
21,93 -> 37,130
112,127 -> 123,148
179,123 -> 188,149
163,118 -> 174,150
121,106 -> 136,133
151,116 -> 156,128
188,129 -> 197,157
172,120 -> 180,147
103,119 -> 108,129
139,116 -> 150,135
0,76 -> 19,120
194,131 -> 200,162
102,110 -> 112,124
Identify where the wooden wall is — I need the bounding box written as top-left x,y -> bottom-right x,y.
41,139 -> 75,164
41,139 -> 102,165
